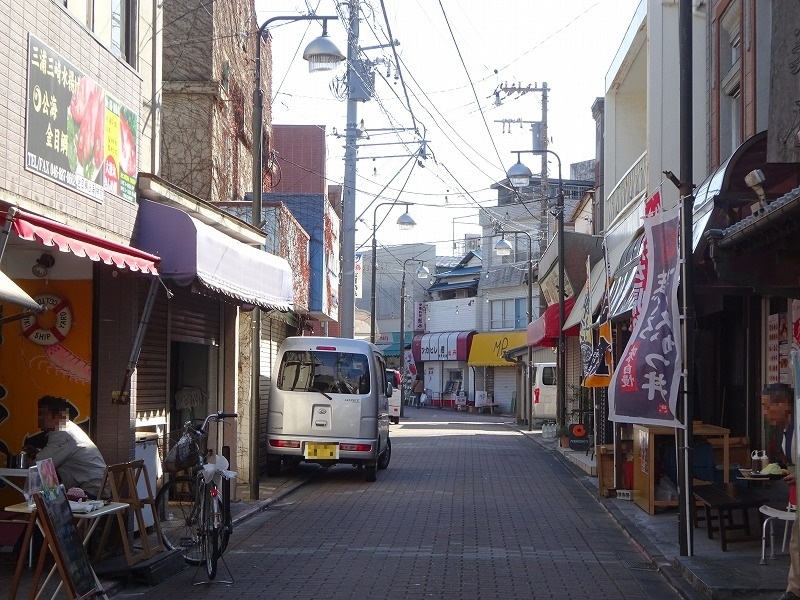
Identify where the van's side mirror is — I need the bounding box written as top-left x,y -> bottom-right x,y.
386,382 -> 393,397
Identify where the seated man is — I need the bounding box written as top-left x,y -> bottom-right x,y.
25,396 -> 108,500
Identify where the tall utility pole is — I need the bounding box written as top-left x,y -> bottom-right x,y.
496,83 -> 549,253
340,0 -> 360,339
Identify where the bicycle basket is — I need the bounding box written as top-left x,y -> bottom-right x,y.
163,427 -> 207,473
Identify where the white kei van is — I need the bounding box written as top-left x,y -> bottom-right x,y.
266,337 -> 392,482
531,362 -> 557,422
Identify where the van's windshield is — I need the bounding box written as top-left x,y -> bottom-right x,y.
277,350 -> 371,394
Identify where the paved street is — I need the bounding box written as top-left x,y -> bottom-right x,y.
117,408 -> 687,599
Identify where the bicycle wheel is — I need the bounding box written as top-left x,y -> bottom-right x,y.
220,513 -> 231,556
154,476 -> 203,565
203,492 -> 219,579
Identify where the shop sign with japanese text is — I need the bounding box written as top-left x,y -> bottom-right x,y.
25,34 -> 138,204
609,206 -> 683,427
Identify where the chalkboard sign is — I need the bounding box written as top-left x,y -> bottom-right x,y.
34,485 -> 98,599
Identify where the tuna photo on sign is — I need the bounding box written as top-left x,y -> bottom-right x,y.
25,34 -> 138,204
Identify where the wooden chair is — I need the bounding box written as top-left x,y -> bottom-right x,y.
96,460 -> 164,565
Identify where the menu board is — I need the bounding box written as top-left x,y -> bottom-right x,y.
25,34 -> 138,203
34,484 -> 97,598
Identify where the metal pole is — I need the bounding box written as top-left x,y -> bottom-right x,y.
340,0 -> 360,338
540,83 -> 549,246
369,201 -> 413,343
555,156 -> 566,432
494,227 -> 534,429
399,268 -> 407,414
526,235 -> 533,432
370,222 -> 378,343
678,0 -> 695,557
251,13 -> 339,498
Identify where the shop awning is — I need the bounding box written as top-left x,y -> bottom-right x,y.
468,331 -> 527,366
563,259 -> 607,330
426,279 -> 478,293
0,270 -> 44,313
376,342 -> 400,356
136,200 -> 293,311
608,230 -> 645,319
0,208 -> 159,274
412,331 -> 474,362
527,296 -> 578,347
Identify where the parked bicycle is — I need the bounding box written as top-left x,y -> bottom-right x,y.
154,411 -> 238,579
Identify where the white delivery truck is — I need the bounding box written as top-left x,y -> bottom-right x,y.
266,337 -> 392,482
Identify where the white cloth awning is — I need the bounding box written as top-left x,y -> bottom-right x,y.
136,200 -> 293,311
0,270 -> 43,312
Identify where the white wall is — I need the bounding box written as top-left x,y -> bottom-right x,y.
426,298 -> 478,333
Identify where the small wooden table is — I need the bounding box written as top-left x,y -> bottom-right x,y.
693,483 -> 768,551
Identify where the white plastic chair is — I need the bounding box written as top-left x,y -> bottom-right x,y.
759,502 -> 797,564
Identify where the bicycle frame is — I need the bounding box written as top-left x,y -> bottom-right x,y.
156,411 -> 238,579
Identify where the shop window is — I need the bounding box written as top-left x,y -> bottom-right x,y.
490,299 -> 515,330
718,0 -> 741,161
64,0 -> 138,68
490,298 -> 528,330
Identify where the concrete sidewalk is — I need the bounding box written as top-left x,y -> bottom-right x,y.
521,426 -> 789,600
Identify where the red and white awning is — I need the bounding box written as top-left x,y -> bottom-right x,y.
1,209 -> 159,274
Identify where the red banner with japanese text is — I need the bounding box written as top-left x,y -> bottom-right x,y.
631,190 -> 662,328
608,205 -> 683,426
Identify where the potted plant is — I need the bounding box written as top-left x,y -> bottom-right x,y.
556,425 -> 570,448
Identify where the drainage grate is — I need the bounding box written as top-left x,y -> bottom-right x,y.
624,560 -> 658,571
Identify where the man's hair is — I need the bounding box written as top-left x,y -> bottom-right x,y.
38,395 -> 72,417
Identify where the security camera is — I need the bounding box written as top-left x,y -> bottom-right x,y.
744,169 -> 766,188
745,169 -> 768,213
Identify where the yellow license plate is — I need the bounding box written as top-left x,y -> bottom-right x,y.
305,442 -> 339,460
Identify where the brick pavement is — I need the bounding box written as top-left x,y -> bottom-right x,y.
4,408 -> 788,599
111,408 -> 689,599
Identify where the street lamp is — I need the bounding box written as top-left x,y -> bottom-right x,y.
252,15 -> 344,229
494,228 -> 534,431
399,258 -> 429,416
370,202 -> 416,343
506,149 -> 566,431
249,15 -> 343,498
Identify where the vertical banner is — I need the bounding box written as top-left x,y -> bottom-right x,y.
579,256 -> 593,377
584,241 -> 614,388
354,253 -> 363,299
609,206 -> 683,426
414,301 -> 427,331
631,191 -> 662,327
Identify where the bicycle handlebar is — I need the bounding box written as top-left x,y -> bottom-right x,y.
190,411 -> 239,436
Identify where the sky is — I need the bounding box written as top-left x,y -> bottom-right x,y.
255,0 -> 641,255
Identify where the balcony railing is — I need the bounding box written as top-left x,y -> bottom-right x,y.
605,152 -> 647,227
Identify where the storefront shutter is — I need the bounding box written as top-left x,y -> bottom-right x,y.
493,367 -> 517,414
135,278 -> 169,423
170,286 -> 220,343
